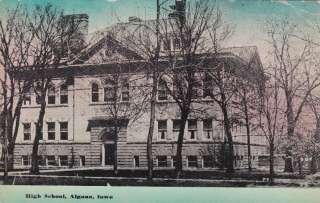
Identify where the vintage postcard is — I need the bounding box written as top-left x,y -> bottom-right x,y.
0,0 -> 320,202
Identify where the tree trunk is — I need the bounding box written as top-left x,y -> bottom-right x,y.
221,104 -> 234,173
244,100 -> 252,172
175,111 -> 188,178
284,147 -> 293,173
6,142 -> 15,171
113,121 -> 118,175
284,99 -> 294,173
147,75 -> 157,181
30,99 -> 46,174
269,143 -> 275,185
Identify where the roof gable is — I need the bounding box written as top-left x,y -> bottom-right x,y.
71,35 -> 143,64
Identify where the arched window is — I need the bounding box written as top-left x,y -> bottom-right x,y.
91,83 -> 99,102
48,85 -> 56,104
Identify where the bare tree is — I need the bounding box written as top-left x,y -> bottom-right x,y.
158,0 -> 223,176
22,4 -> 83,174
265,18 -> 320,172
0,5 -> 35,180
306,94 -> 320,173
233,79 -> 261,172
258,68 -> 285,184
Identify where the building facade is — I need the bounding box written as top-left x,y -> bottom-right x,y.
12,17 -> 269,170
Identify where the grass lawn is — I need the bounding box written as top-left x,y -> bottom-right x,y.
0,168 -> 308,186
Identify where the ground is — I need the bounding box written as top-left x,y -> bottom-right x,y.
1,167 -> 317,187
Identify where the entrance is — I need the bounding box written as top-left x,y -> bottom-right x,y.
104,144 -> 115,166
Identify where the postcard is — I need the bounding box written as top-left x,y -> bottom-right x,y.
0,0 -> 320,203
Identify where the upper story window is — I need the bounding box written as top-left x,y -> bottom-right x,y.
203,119 -> 213,139
191,78 -> 202,99
157,120 -> 167,140
60,122 -> 68,140
188,120 -> 197,140
23,123 -> 31,141
121,79 -> 130,102
158,79 -> 168,101
104,80 -> 116,102
162,37 -> 181,51
91,83 -> 99,102
163,39 -> 171,51
23,89 -> 32,105
60,84 -> 68,104
203,73 -> 214,98
47,122 -> 55,140
173,38 -> 181,50
48,86 -> 56,104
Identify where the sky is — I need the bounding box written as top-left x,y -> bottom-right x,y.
0,0 -> 320,64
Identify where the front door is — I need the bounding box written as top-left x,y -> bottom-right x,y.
105,144 -> 115,166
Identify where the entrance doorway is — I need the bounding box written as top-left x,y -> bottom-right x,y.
104,144 -> 115,166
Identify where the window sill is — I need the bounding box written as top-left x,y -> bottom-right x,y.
22,104 -> 69,108
156,98 -> 214,103
89,101 -> 130,105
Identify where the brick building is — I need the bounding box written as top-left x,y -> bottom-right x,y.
12,16 -> 268,170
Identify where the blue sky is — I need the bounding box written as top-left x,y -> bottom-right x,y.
0,0 -> 319,62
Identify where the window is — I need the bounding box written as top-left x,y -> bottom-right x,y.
121,79 -> 130,101
22,155 -> 30,166
187,156 -> 198,168
173,119 -> 182,140
173,38 -> 181,50
47,156 -> 57,166
60,84 -> 68,104
48,86 -> 56,104
91,83 -> 99,102
133,156 -> 139,167
157,156 -> 167,167
191,78 -> 201,99
104,80 -> 116,102
35,122 -> 43,140
47,122 -> 55,140
188,120 -> 197,140
60,122 -> 68,140
59,155 -> 68,166
158,80 -> 168,101
38,155 -> 46,166
173,80 -> 179,99
158,120 -> 167,140
203,73 -> 214,98
203,119 -> 213,139
203,156 -> 215,168
23,89 -> 32,105
36,95 -> 41,105
80,156 -> 86,167
23,123 -> 31,141
163,39 -> 171,51
171,156 -> 177,167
